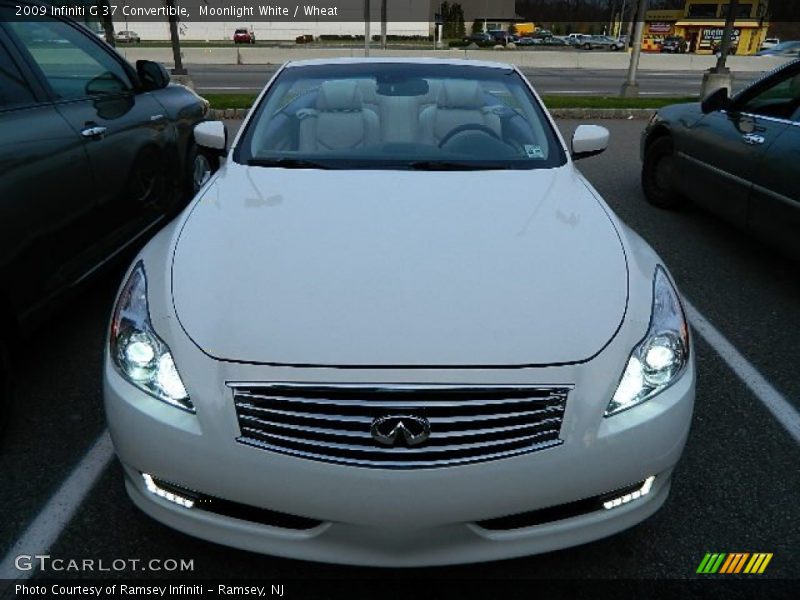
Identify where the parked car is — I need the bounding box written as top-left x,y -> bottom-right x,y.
757,40 -> 800,57
759,37 -> 780,51
660,36 -> 687,54
233,28 -> 255,44
515,36 -> 537,46
565,33 -> 590,46
463,32 -> 493,45
0,0 -> 221,434
580,35 -> 625,51
488,30 -> 512,45
106,57 -> 695,566
641,59 -> 800,260
115,30 -> 141,44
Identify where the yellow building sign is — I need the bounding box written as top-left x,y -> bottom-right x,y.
642,1 -> 769,55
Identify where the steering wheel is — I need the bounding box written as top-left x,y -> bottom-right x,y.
438,123 -> 502,148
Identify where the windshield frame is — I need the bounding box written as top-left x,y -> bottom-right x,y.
232,61 -> 568,171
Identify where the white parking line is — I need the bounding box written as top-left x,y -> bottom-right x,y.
0,432 -> 114,580
0,304 -> 797,579
685,300 -> 800,444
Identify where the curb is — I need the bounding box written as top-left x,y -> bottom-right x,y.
208,107 -> 657,120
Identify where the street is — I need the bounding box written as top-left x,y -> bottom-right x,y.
1,117 -> 797,582
190,64 -> 755,97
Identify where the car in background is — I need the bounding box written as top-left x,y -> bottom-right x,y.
580,35 -> 625,51
464,32 -> 494,44
115,30 -> 141,44
105,57 -> 695,566
759,38 -> 780,51
0,0 -> 220,434
487,30 -> 513,45
757,40 -> 800,57
565,33 -> 590,46
233,28 -> 255,44
641,59 -> 800,261
660,36 -> 687,54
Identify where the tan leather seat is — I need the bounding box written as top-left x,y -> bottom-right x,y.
419,80 -> 501,146
298,81 -> 380,152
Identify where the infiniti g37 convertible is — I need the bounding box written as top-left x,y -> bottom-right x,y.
105,58 -> 695,566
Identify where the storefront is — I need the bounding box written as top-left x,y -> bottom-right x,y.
642,1 -> 770,55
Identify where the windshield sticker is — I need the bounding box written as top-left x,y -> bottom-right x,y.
525,145 -> 545,159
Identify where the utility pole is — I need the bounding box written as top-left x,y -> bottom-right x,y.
364,0 -> 371,57
620,0 -> 648,97
166,0 -> 186,76
701,0 -> 739,97
380,0 -> 387,49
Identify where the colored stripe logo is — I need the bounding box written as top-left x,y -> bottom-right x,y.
697,553 -> 773,574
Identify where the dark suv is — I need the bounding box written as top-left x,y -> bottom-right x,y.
0,1 -> 220,433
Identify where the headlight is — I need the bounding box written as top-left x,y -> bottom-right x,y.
606,266 -> 689,416
110,262 -> 193,412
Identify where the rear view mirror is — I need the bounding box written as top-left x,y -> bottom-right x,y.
194,121 -> 227,154
136,60 -> 170,91
701,87 -> 730,114
571,125 -> 609,161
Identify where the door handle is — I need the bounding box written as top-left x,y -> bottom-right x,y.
81,126 -> 107,139
742,133 -> 765,146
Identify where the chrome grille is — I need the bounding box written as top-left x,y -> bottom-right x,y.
231,383 -> 569,469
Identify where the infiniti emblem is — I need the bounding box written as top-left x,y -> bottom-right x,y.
370,415 -> 431,447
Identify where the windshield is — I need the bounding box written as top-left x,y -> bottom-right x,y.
235,62 -> 567,170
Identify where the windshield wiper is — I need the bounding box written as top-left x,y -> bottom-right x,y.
247,158 -> 334,170
407,160 -> 508,171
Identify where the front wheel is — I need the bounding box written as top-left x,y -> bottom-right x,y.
185,143 -> 220,200
642,136 -> 686,210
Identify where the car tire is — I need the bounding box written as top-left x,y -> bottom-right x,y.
583,43 -> 591,50
642,136 -> 686,210
185,142 -> 220,200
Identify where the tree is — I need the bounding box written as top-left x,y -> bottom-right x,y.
95,0 -> 115,47
472,18 -> 484,34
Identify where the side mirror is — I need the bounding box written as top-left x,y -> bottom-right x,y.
194,121 -> 227,154
136,60 -> 170,91
571,125 -> 609,161
701,87 -> 730,114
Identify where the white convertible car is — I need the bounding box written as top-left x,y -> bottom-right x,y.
105,58 -> 695,566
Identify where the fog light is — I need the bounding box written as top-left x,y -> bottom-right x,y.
142,473 -> 195,508
602,476 -> 655,510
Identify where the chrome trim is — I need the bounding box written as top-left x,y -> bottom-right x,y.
724,110 -> 799,127
237,437 -> 563,469
230,383 -> 570,469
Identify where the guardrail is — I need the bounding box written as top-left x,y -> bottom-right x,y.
115,46 -> 791,72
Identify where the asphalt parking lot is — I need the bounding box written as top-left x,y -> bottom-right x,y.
1,118 -> 798,583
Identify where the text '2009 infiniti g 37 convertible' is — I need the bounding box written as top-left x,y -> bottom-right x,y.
105,58 -> 695,566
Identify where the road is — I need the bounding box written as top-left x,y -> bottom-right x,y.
0,119 -> 798,586
190,64 -> 760,97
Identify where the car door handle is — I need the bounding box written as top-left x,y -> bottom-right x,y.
81,126 -> 107,139
742,133 -> 765,145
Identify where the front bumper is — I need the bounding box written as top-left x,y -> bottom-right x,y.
105,340 -> 695,566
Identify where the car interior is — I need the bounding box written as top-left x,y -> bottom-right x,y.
244,72 -> 561,166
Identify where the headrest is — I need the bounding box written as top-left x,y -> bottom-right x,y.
317,81 -> 364,112
438,80 -> 484,109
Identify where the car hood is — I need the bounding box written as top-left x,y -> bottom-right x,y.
171,164 -> 628,366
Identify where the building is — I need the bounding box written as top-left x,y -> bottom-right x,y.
642,0 -> 770,55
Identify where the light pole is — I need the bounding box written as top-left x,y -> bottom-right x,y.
380,0 -> 387,49
364,0 -> 370,57
701,0 -> 739,97
620,0 -> 648,97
